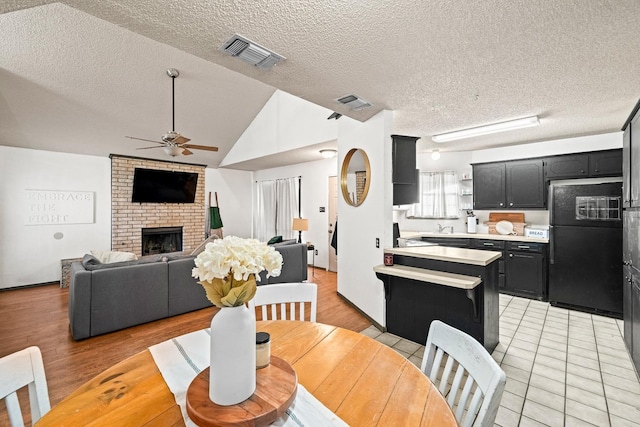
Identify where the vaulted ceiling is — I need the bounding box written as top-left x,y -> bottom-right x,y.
2,1 -> 640,168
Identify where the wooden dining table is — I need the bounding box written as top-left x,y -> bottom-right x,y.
36,320 -> 458,426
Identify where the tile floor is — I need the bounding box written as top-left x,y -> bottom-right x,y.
360,294 -> 640,427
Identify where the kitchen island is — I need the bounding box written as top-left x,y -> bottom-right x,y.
374,246 -> 501,352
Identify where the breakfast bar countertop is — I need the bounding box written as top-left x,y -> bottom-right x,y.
385,245 -> 502,266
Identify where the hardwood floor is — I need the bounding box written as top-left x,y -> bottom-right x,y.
0,267 -> 370,424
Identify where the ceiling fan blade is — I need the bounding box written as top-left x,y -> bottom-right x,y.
182,148 -> 194,155
174,135 -> 191,144
126,136 -> 165,145
136,146 -> 164,150
183,144 -> 219,152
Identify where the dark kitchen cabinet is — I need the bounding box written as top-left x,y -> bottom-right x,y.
589,150 -> 623,177
543,154 -> 589,179
543,150 -> 622,181
473,159 -> 544,209
392,135 -> 420,205
505,241 -> 547,300
506,160 -> 545,208
629,112 -> 640,207
472,239 -> 506,291
472,163 -> 506,209
623,266 -> 634,352
633,280 -> 640,374
392,135 -> 419,184
623,125 -> 632,207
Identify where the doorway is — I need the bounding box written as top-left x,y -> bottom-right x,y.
328,176 -> 338,272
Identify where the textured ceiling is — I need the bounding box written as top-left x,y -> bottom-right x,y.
2,1 -> 640,169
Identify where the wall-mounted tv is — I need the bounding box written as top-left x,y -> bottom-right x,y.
131,168 -> 198,203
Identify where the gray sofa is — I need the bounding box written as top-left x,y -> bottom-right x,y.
68,243 -> 308,340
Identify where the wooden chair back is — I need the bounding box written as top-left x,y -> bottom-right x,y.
250,282 -> 317,321
0,346 -> 51,426
421,320 -> 506,427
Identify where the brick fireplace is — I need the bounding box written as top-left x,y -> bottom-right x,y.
110,155 -> 206,256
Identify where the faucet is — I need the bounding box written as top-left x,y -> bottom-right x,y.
437,224 -> 454,234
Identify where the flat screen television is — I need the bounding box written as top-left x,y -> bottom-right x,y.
131,168 -> 198,203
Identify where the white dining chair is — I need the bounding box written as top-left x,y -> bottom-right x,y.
250,282 -> 317,321
0,346 -> 51,427
421,320 -> 506,427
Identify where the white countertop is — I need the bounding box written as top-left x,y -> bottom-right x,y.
373,264 -> 482,289
401,231 -> 549,244
385,245 -> 502,266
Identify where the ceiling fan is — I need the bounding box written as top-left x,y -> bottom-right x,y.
126,68 -> 219,157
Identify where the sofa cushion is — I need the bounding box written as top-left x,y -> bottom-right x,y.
91,250 -> 138,264
271,239 -> 297,247
267,235 -> 283,245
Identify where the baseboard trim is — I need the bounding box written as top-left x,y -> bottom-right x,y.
336,291 -> 386,332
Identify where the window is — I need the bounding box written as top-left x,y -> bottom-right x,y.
408,171 -> 459,218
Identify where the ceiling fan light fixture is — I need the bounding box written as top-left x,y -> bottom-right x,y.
320,149 -> 337,159
163,146 -> 183,157
432,116 -> 540,143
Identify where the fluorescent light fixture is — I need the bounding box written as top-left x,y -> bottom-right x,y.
431,150 -> 441,160
432,116 -> 540,143
320,149 -> 337,158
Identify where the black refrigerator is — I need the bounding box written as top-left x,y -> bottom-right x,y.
549,181 -> 623,316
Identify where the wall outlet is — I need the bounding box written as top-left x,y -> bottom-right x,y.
319,207 -> 325,212
315,249 -> 318,255
376,238 -> 380,248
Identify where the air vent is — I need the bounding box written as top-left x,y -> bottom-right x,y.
335,94 -> 372,111
220,34 -> 285,69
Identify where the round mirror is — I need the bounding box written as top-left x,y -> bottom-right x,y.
340,148 -> 371,206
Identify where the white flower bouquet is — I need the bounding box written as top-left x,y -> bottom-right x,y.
192,236 -> 283,307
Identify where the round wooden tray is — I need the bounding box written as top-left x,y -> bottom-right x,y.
186,356 -> 298,427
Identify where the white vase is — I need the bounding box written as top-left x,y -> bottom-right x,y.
209,304 -> 256,405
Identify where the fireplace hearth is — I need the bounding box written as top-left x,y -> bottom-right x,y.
142,227 -> 183,255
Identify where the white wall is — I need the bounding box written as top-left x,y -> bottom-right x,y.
337,110 -> 394,327
0,146 -> 111,288
221,90 -> 338,167
205,168 -> 254,239
396,131 -> 623,233
0,146 -> 255,289
253,158 -> 338,269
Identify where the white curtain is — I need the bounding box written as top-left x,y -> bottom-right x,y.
409,171 -> 459,218
254,177 -> 299,242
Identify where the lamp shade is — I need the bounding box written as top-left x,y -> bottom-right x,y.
292,218 -> 308,231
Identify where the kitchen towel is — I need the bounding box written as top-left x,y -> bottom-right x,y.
149,328 -> 348,427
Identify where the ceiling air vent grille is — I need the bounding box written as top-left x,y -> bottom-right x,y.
336,94 -> 372,111
220,34 -> 285,70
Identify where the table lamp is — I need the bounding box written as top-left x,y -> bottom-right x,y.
292,218 -> 308,243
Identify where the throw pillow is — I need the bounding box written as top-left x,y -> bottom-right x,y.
267,235 -> 283,245
190,235 -> 219,256
90,250 -> 138,264
81,254 -> 101,269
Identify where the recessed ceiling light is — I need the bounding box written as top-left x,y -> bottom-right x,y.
432,116 -> 540,143
431,150 -> 441,160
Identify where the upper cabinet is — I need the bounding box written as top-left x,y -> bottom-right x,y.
392,134 -> 420,205
623,104 -> 640,208
473,149 -> 621,211
543,154 -> 589,179
473,159 -> 544,209
392,135 -> 419,184
543,150 -> 622,180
